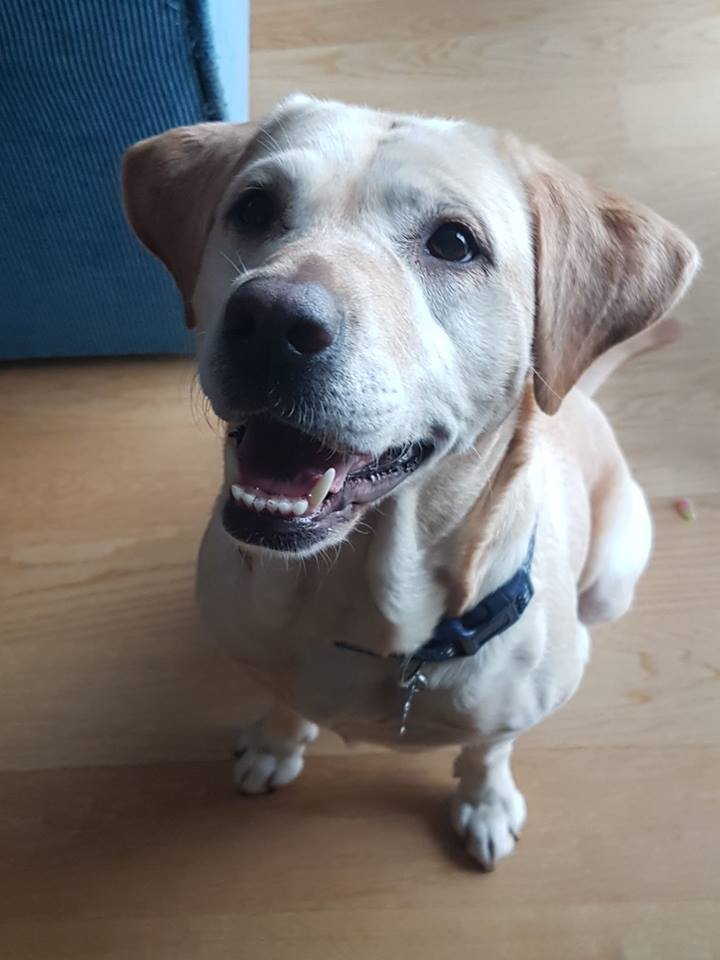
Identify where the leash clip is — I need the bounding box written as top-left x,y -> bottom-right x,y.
398,657 -> 428,737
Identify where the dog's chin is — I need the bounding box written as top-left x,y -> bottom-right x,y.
219,414 -> 435,557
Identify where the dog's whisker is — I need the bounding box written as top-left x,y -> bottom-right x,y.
258,126 -> 283,154
529,364 -> 562,406
220,250 -> 246,277
233,249 -> 249,274
271,115 -> 292,151
189,373 -> 223,436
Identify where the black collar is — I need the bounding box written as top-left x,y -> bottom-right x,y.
336,530 -> 536,667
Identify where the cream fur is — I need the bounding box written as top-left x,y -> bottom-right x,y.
123,95 -> 699,870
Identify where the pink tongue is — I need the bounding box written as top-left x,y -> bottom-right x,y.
234,418 -> 361,498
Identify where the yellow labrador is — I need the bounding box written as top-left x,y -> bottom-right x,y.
123,94 -> 698,870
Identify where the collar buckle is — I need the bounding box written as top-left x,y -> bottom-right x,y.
430,617 -> 476,657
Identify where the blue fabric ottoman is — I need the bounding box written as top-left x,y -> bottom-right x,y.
0,0 -> 249,359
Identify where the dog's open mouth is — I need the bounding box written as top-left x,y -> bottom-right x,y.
222,415 -> 434,552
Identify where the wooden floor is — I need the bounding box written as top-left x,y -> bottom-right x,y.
2,1 -> 719,957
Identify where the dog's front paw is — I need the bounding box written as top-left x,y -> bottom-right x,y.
233,718 -> 319,795
233,746 -> 304,794
451,786 -> 527,871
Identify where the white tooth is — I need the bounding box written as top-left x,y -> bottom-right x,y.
307,468 -> 336,510
265,499 -> 278,513
253,498 -> 266,511
292,499 -> 309,516
277,500 -> 292,516
240,492 -> 255,507
231,484 -> 244,501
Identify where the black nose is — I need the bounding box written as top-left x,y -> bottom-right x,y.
223,277 -> 341,366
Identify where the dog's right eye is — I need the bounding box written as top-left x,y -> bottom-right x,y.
426,221 -> 480,263
230,188 -> 277,232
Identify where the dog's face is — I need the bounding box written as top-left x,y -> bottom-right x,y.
123,95 -> 697,556
191,98 -> 537,554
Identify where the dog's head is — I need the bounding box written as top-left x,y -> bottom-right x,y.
123,94 -> 698,556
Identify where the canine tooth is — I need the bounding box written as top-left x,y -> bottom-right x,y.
240,491 -> 255,507
307,468 -> 336,510
292,499 -> 309,516
231,484 -> 244,501
253,498 -> 266,511
266,499 -> 279,513
277,500 -> 292,516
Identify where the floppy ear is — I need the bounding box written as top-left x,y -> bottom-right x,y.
513,143 -> 699,414
122,121 -> 257,327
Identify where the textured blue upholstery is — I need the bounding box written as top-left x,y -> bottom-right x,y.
0,0 -> 249,358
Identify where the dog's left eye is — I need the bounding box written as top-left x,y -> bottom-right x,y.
230,188 -> 277,232
426,222 -> 480,263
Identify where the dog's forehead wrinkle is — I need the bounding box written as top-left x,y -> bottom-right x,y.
264,99 -> 388,163
253,101 -> 481,205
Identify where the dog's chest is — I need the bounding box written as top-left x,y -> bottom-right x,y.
197,516 -> 536,745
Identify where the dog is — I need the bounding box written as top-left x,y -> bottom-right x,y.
122,94 -> 698,870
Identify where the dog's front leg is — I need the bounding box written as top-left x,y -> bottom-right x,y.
233,702 -> 319,795
451,738 -> 527,871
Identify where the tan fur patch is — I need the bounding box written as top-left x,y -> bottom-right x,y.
440,384 -> 537,616
502,135 -> 700,414
122,122 -> 258,327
